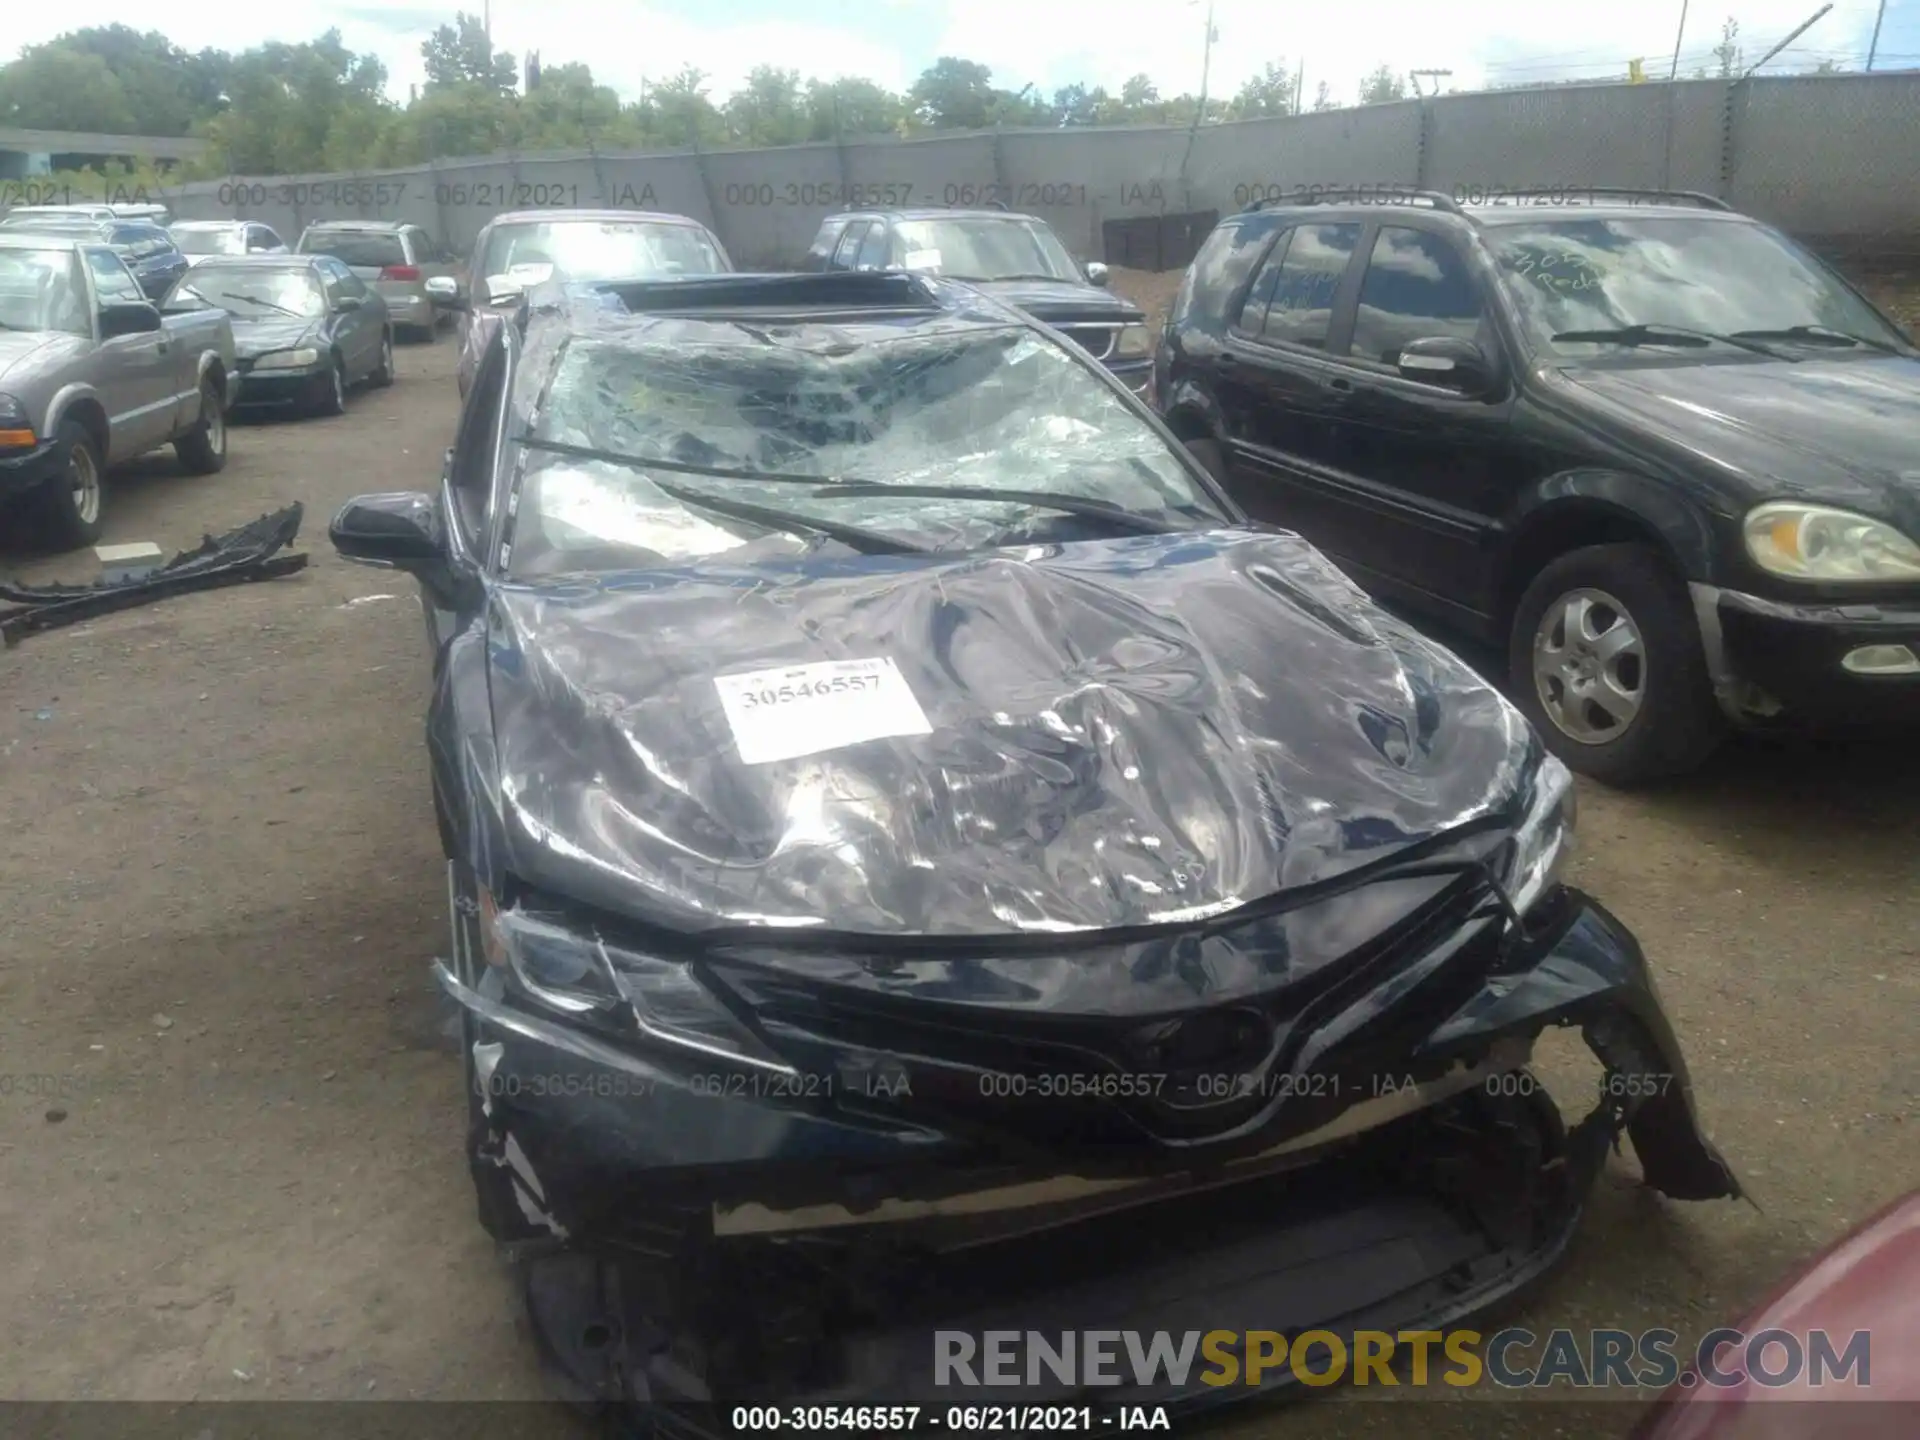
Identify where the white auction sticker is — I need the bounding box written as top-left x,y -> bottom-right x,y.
713,657 -> 933,765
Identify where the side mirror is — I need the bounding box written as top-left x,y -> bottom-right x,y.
426,275 -> 466,310
99,302 -> 163,338
1085,261 -> 1111,288
330,491 -> 442,569
334,294 -> 364,312
1395,336 -> 1493,394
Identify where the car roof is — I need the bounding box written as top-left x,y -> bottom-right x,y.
171,219 -> 249,230
824,208 -> 1048,225
0,229 -> 86,251
1229,190 -> 1745,230
303,219 -> 410,232
483,208 -> 708,229
181,254 -> 320,268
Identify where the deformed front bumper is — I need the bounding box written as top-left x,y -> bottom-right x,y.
1692,581 -> 1920,727
437,886 -> 1736,1415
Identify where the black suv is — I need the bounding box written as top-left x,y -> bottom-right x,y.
803,208 -> 1151,391
1155,189 -> 1920,784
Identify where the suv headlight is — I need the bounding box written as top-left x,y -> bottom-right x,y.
476,885 -> 793,1074
1115,323 -> 1152,358
1500,754 -> 1576,916
1744,502 -> 1920,582
255,347 -> 321,370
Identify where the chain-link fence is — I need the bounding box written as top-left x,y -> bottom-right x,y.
8,72 -> 1919,270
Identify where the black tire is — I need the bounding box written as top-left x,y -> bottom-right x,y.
407,322 -> 438,345
172,379 -> 228,474
1508,542 -> 1723,786
371,329 -> 395,388
317,354 -> 348,417
35,420 -> 108,551
1184,435 -> 1229,484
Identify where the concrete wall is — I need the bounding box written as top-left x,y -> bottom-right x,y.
9,73 -> 1917,266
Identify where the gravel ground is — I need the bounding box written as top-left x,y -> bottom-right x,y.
0,313 -> 1914,1435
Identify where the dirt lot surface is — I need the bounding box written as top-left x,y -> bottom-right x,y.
0,306 -> 1915,1436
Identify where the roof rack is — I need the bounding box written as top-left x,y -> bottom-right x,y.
1238,188 -> 1464,216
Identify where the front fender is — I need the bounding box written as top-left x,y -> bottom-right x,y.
44,380 -> 106,446
1500,468 -> 1724,583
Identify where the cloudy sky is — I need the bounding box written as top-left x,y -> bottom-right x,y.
8,0 -> 1917,106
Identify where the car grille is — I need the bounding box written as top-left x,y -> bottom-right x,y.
710,874 -> 1508,1151
1056,324 -> 1124,360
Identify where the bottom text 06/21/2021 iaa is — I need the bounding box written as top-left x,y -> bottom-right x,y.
727,1404 -> 1175,1433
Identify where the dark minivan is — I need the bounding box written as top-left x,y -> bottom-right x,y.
1154,189 -> 1920,784
804,208 -> 1153,393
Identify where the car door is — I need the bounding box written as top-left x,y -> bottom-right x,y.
407,227 -> 457,290
1321,222 -> 1521,618
828,220 -> 871,272
321,258 -> 380,376
83,246 -> 178,456
1210,221 -> 1367,536
853,221 -> 892,273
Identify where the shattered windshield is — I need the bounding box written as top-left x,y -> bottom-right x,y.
165,266 -> 326,317
1485,216 -> 1909,354
506,319 -> 1225,575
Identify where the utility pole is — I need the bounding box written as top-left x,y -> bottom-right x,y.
1742,2 -> 1832,80
1293,64 -> 1304,114
1669,0 -> 1691,80
1867,0 -> 1888,69
1193,0 -> 1218,123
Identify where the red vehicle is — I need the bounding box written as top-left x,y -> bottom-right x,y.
1632,1188 -> 1920,1438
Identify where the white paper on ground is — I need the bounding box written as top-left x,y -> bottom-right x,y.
713,657 -> 933,765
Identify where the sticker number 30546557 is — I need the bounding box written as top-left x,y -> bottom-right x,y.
712,657 -> 933,765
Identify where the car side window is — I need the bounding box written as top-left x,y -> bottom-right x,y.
450,335 -> 508,543
805,221 -> 845,269
855,222 -> 891,271
1236,228 -> 1297,331
335,262 -> 371,299
1254,223 -> 1363,351
831,221 -> 869,270
85,247 -> 144,307
1350,226 -> 1486,369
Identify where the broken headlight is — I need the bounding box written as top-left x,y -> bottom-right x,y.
1498,753 -> 1576,916
477,885 -> 791,1073
1115,324 -> 1153,358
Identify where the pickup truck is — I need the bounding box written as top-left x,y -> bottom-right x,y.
0,230 -> 237,550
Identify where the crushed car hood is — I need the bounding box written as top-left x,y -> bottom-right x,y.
1557,355 -> 1920,528
484,527 -> 1533,937
232,318 -> 320,359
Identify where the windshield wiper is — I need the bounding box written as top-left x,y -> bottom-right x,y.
808,482 -> 1196,536
1550,323 -> 1790,359
1728,324 -> 1904,355
647,477 -> 932,556
219,291 -> 301,319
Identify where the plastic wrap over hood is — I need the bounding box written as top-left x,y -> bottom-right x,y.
484,526 -> 1534,938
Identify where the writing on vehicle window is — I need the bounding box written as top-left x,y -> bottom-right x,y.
1260,223 -> 1362,350
1351,226 -> 1486,368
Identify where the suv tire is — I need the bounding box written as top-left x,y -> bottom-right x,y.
1508,542 -> 1723,786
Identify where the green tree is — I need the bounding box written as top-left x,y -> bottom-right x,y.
423,12 -> 516,93
644,66 -> 724,147
1119,74 -> 1160,114
201,32 -> 391,174
909,56 -> 996,129
724,66 -> 807,145
1358,65 -> 1408,104
802,77 -> 905,139
517,62 -> 637,150
0,48 -> 138,133
1311,79 -> 1339,112
1229,61 -> 1296,117
1713,18 -> 1742,78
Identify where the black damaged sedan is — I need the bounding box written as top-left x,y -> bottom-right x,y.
330,271 -> 1739,1423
